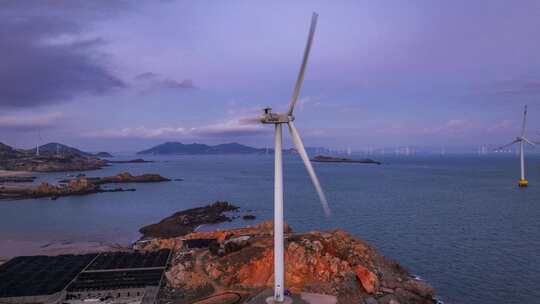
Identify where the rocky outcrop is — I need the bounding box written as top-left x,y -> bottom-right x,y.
143,220 -> 436,304
139,201 -> 239,239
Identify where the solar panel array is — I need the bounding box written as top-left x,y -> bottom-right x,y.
0,254 -> 97,297
0,250 -> 171,299
85,249 -> 170,270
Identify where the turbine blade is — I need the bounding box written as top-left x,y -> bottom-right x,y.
521,105 -> 528,136
522,137 -> 536,146
287,121 -> 331,216
495,139 -> 519,151
287,12 -> 318,116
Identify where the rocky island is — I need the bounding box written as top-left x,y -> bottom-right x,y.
135,204 -> 436,304
0,172 -> 170,200
60,172 -> 170,185
311,155 -> 381,165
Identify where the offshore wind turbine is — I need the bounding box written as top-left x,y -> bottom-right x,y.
256,12 -> 330,303
496,105 -> 535,187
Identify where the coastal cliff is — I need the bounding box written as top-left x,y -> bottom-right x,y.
139,220 -> 436,304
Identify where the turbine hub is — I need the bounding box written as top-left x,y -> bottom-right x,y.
260,108 -> 294,124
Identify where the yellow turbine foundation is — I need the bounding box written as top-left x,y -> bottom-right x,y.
518,179 -> 528,187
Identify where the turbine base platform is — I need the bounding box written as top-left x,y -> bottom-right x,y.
249,289 -> 337,304
519,179 -> 529,187
266,296 -> 294,304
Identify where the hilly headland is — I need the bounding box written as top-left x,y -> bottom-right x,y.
136,203 -> 437,304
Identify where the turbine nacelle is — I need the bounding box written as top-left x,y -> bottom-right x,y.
260,108 -> 294,124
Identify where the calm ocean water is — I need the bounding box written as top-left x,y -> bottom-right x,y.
1,154 -> 539,304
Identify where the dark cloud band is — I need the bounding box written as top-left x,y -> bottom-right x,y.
0,4 -> 125,108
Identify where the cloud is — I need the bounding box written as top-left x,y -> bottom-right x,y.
83,118 -> 268,139
192,119 -> 267,137
83,126 -> 187,139
486,119 -> 515,133
0,3 -> 125,108
0,112 -> 64,131
134,72 -> 196,94
134,72 -> 160,81
476,79 -> 540,97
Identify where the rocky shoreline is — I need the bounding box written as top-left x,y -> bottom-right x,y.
136,214 -> 437,304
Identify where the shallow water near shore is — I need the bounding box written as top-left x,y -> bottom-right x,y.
1,154 -> 540,304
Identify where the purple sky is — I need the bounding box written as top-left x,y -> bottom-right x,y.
1,1 -> 540,152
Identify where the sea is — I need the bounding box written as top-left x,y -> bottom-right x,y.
1,153 -> 539,304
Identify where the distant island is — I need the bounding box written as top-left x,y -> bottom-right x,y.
311,155 -> 381,164
137,142 -> 269,155
137,141 -> 330,156
0,142 -> 153,173
23,142 -> 110,159
0,142 -> 107,172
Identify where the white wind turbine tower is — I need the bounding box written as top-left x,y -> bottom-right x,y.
256,12 -> 331,303
496,105 -> 535,187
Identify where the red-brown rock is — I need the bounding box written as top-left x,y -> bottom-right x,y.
354,265 -> 378,294
145,221 -> 436,304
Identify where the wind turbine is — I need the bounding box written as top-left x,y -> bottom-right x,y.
496,105 -> 535,187
35,130 -> 42,156
256,12 -> 330,303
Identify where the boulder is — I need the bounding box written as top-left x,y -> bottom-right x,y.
354,265 -> 379,294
